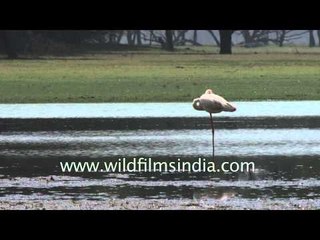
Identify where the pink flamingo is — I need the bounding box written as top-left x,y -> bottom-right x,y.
193,89 -> 236,159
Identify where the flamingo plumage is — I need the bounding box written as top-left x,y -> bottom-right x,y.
193,89 -> 236,113
193,89 -> 236,159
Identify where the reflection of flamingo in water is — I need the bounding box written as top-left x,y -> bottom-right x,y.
193,89 -> 237,159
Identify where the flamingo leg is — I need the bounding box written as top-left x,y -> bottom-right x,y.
209,113 -> 215,160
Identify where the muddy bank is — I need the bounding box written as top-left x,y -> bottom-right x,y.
1,198 -> 319,210
1,117 -> 320,131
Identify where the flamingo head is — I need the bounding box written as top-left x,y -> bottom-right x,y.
192,98 -> 204,111
205,89 -> 214,94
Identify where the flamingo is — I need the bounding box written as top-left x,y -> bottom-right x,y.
192,89 -> 236,159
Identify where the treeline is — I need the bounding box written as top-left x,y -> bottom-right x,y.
0,30 -> 319,58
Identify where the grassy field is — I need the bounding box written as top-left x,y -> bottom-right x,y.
0,46 -> 319,103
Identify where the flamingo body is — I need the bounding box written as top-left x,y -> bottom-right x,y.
193,89 -> 236,113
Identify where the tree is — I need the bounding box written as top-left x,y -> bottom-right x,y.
116,30 -> 124,44
278,30 -> 286,47
241,30 -> 253,44
165,30 -> 174,51
309,30 -> 315,47
149,30 -> 154,45
193,30 -> 198,45
280,30 -> 309,47
174,30 -> 200,46
219,30 -> 233,54
176,30 -> 187,45
207,30 -> 220,46
127,30 -> 135,46
238,30 -> 270,47
268,30 -> 308,47
135,30 -> 142,46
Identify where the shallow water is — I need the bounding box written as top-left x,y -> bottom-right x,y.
0,129 -> 320,157
0,101 -> 320,118
0,128 -> 320,209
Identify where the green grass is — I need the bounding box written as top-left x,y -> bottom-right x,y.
0,46 -> 320,103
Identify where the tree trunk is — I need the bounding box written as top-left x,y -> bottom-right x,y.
279,30 -> 286,47
117,31 -> 124,44
180,30 -> 186,45
260,30 -> 270,45
193,30 -> 198,45
241,30 -> 252,44
309,30 -> 315,47
165,30 -> 174,51
136,30 -> 142,46
0,31 -> 18,59
109,32 -> 116,45
149,30 -> 154,45
219,30 -> 233,54
127,31 -> 135,46
174,30 -> 188,46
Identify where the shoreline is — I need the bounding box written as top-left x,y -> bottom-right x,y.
1,117 -> 320,131
1,199 -> 318,210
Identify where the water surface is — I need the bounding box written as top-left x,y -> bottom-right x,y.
0,101 -> 319,118
0,129 -> 319,157
0,128 -> 320,209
